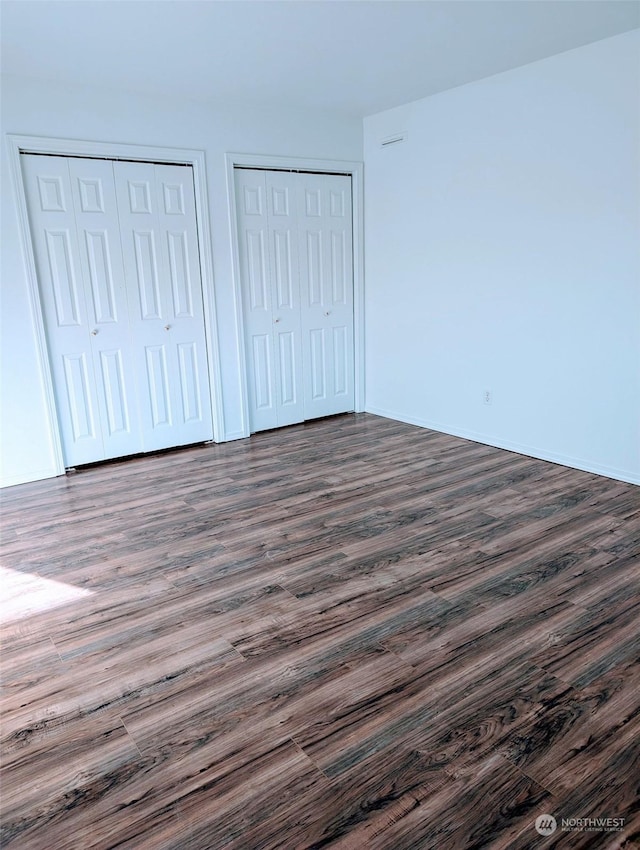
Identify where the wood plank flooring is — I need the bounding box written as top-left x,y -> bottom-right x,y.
1,413 -> 638,849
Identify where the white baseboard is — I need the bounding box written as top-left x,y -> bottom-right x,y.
0,467 -> 61,489
221,429 -> 250,442
365,405 -> 639,486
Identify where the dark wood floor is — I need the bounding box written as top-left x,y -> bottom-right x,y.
1,413 -> 638,850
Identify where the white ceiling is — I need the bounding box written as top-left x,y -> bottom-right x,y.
2,0 -> 639,117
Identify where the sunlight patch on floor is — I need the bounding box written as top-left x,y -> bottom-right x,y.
0,566 -> 93,623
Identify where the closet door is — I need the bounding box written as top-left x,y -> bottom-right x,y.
298,173 -> 354,420
235,169 -> 277,431
236,168 -> 355,433
22,154 -> 213,467
114,161 -> 213,452
266,171 -> 305,427
21,155 -> 141,466
235,169 -> 304,432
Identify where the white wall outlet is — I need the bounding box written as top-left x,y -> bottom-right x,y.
484,390 -> 492,405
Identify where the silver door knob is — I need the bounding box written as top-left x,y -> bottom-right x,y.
90,329 -> 98,335
274,318 -> 281,323
324,311 -> 331,317
164,325 -> 171,331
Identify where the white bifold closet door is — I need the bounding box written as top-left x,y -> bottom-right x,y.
21,154 -> 213,467
235,168 -> 354,433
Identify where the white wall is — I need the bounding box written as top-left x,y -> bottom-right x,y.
364,30 -> 640,484
0,75 -> 362,486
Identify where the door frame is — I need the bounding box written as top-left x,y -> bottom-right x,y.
225,152 -> 365,438
7,134 -> 224,474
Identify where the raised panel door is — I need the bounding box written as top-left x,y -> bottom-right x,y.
114,161 -> 212,451
153,163 -> 213,443
266,171 -> 304,427
236,168 -> 354,433
23,154 -> 213,467
22,155 -> 111,465
68,157 -> 142,459
235,169 -> 278,432
298,173 -> 354,419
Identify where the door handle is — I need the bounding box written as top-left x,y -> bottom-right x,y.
90,329 -> 99,335
274,318 -> 281,323
164,325 -> 171,331
324,311 -> 331,317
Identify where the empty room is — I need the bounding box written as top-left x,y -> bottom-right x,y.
1,1 -> 639,848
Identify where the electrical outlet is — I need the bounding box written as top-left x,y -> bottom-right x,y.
484,390 -> 492,405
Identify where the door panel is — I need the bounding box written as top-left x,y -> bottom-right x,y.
37,174 -> 67,212
153,163 -> 213,445
309,328 -> 327,401
333,326 -> 349,397
21,155 -> 136,467
99,349 -> 131,436
235,170 -> 278,431
246,229 -> 269,311
278,330 -> 298,407
62,352 -> 97,443
45,228 -> 83,326
167,231 -> 193,317
114,161 -> 212,451
177,342 -> 202,423
145,344 -> 172,429
305,230 -> 323,306
68,157 -> 141,460
298,173 -> 354,420
132,231 -> 162,319
116,161 -> 173,449
252,334 -> 274,413
273,230 -> 294,309
84,230 -> 118,323
266,171 -> 304,427
330,230 -> 348,304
